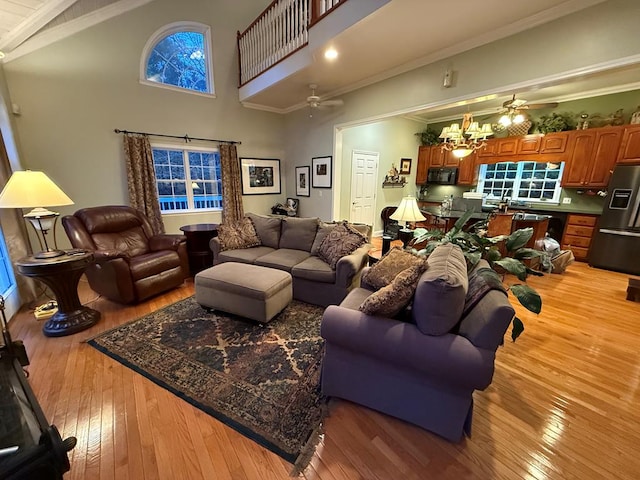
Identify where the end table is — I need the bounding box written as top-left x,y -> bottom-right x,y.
179,223 -> 219,275
16,251 -> 101,337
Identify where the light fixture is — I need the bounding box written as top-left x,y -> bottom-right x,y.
0,51 -> 5,60
324,48 -> 338,60
439,113 -> 493,159
390,196 -> 426,248
0,170 -> 74,259
498,111 -> 526,127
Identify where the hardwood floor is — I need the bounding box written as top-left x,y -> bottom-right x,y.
7,256 -> 640,479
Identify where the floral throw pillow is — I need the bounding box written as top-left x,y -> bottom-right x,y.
317,221 -> 367,269
359,263 -> 427,317
362,246 -> 427,290
217,217 -> 261,252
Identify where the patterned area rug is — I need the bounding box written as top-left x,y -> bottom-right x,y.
88,296 -> 327,467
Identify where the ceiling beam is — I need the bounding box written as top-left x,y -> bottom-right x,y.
0,0 -> 80,52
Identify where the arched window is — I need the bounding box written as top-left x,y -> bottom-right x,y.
140,22 -> 215,96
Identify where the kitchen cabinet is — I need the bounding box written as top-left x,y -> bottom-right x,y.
457,151 -> 478,185
517,135 -> 541,154
540,132 -> 570,154
561,214 -> 598,261
561,128 -> 621,188
477,137 -> 518,159
416,146 -> 430,184
617,124 -> 640,164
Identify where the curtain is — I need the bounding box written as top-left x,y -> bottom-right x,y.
220,143 -> 244,224
123,133 -> 165,234
0,133 -> 38,304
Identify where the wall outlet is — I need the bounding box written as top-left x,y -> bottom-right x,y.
562,197 -> 572,204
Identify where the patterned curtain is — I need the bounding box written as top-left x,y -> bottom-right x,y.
123,133 -> 165,234
219,143 -> 244,224
0,133 -> 37,303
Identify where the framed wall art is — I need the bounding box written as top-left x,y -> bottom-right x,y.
312,156 -> 332,188
240,158 -> 281,195
399,158 -> 412,175
295,166 -> 310,197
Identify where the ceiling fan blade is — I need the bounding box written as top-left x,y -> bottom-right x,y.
503,97 -> 527,109
523,102 -> 559,109
320,99 -> 344,107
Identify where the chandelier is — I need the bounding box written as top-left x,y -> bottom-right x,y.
439,113 -> 493,158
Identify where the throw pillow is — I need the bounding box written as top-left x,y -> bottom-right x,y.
362,246 -> 427,290
217,217 -> 262,252
359,264 -> 427,317
412,243 -> 469,336
310,222 -> 337,256
318,221 -> 367,269
247,212 -> 281,248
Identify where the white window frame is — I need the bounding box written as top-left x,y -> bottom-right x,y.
140,21 -> 216,98
477,161 -> 565,205
151,143 -> 222,214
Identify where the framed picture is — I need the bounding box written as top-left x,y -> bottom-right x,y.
312,156 -> 332,188
399,158 -> 412,175
286,197 -> 299,216
295,166 -> 310,197
240,158 -> 281,195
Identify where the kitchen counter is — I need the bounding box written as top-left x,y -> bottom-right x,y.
418,197 -> 601,215
420,206 -> 488,221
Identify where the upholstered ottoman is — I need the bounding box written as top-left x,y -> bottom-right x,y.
195,263 -> 292,323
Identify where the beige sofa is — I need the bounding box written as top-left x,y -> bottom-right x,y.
209,213 -> 371,307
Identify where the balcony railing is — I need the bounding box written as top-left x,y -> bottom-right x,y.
237,0 -> 345,86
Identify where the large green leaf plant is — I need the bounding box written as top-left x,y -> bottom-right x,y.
410,210 -> 550,341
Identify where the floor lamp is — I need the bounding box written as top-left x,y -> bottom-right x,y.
390,196 -> 426,248
0,170 -> 74,259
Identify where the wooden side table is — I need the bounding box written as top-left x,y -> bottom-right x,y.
179,223 -> 219,275
16,251 -> 101,337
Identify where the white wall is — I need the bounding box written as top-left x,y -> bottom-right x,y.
2,0 -> 286,242
284,0 -> 640,220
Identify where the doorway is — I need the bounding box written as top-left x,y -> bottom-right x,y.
349,150 -> 378,228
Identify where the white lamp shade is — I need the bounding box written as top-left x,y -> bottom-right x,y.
452,148 -> 473,158
390,196 -> 426,223
0,170 -> 74,208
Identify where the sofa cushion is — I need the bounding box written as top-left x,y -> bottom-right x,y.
247,213 -> 281,249
218,246 -> 276,264
278,217 -> 319,251
310,222 -> 337,256
254,248 -> 311,272
412,243 -> 469,335
359,264 -> 426,317
361,246 -> 427,290
318,221 -> 367,269
217,217 -> 261,251
291,256 -> 336,284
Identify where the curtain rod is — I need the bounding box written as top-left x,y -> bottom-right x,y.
114,129 -> 241,145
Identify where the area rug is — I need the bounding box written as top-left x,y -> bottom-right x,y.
88,296 -> 327,468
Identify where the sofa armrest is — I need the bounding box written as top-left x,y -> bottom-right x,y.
93,249 -> 128,262
210,237 -> 222,263
321,305 -> 496,389
149,234 -> 186,252
335,244 -> 371,287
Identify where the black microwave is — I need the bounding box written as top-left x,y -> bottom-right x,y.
427,167 -> 458,185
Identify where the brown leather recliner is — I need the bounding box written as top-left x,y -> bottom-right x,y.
62,205 -> 189,304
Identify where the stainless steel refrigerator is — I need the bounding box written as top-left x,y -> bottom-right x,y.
589,165 -> 640,275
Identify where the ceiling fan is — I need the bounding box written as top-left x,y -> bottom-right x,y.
498,94 -> 558,126
306,84 -> 344,110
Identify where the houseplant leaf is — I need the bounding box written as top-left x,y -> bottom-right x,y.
510,284 -> 542,314
511,317 -> 525,341
505,228 -> 533,252
494,257 -> 528,281
514,248 -> 545,260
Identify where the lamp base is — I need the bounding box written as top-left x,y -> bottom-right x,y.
397,228 -> 414,248
34,249 -> 66,259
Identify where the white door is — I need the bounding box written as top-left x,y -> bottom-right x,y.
350,151 -> 378,227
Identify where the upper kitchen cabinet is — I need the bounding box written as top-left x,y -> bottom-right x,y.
561,128 -> 621,188
416,146 -> 430,184
539,132 -> 570,154
457,152 -> 478,185
617,124 -> 640,164
477,137 -> 518,160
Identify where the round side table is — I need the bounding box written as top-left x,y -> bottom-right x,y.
16,251 -> 101,337
179,223 -> 219,275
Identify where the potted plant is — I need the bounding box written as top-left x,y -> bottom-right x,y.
536,112 -> 576,133
410,210 -> 550,341
415,127 -> 440,146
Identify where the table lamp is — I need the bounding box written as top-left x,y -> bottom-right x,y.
0,170 -> 74,259
390,196 -> 426,247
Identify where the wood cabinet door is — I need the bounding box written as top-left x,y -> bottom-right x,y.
429,146 -> 445,167
585,129 -> 622,186
444,150 -> 460,167
416,146 -> 430,184
517,135 -> 541,154
477,138 -> 499,158
497,138 -> 518,156
617,125 -> 640,164
457,152 -> 477,185
540,132 -> 569,154
561,130 -> 595,187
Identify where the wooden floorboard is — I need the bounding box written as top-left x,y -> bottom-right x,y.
6,257 -> 640,479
